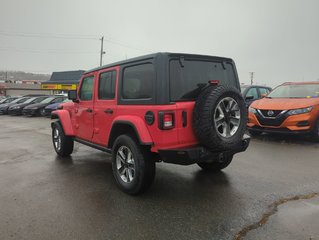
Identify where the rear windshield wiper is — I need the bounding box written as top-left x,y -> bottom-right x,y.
179,57 -> 185,68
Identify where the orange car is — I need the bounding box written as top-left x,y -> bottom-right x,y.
247,82 -> 319,140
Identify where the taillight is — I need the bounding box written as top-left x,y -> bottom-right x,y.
158,111 -> 175,130
209,80 -> 219,85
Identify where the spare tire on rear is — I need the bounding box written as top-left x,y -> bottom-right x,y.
193,85 -> 247,151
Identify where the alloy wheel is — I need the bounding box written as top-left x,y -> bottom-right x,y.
214,97 -> 241,138
116,146 -> 135,183
53,128 -> 62,151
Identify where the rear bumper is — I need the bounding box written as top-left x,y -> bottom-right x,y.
158,135 -> 250,165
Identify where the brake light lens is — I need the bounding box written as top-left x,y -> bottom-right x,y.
209,80 -> 219,85
163,113 -> 173,128
159,112 -> 175,130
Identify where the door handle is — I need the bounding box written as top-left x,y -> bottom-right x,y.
86,108 -> 93,113
104,109 -> 113,114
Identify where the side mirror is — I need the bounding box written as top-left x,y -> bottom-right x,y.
245,95 -> 254,100
261,93 -> 267,98
68,90 -> 79,102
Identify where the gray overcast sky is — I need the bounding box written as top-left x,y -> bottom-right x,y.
0,0 -> 318,86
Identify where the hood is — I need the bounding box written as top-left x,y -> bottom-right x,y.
24,103 -> 48,109
251,97 -> 319,110
45,102 -> 61,110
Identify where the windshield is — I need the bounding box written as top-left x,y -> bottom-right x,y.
33,96 -> 49,103
24,97 -> 37,104
40,97 -> 55,103
268,84 -> 319,98
2,98 -> 16,103
11,97 -> 29,104
170,59 -> 238,101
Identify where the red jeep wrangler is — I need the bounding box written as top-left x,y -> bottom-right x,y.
51,53 -> 250,195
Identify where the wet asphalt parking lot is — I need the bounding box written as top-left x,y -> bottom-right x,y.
0,115 -> 319,240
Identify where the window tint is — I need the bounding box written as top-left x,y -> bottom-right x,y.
122,64 -> 154,99
246,87 -> 258,99
33,97 -> 48,103
79,76 -> 94,101
17,98 -> 29,103
52,98 -> 64,103
98,71 -> 116,99
259,88 -> 270,95
170,59 -> 238,101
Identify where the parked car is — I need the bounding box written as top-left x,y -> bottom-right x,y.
248,82 -> 319,140
8,96 -> 50,115
0,97 -> 19,104
51,52 -> 250,195
22,96 -> 66,116
0,97 -> 30,114
42,99 -> 71,117
241,85 -> 272,107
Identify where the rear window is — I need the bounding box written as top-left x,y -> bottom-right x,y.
169,59 -> 238,101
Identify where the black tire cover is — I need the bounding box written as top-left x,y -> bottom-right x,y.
193,85 -> 247,151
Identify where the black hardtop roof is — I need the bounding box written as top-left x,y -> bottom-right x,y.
85,52 -> 234,74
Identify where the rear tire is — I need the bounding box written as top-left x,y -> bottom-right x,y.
197,154 -> 233,172
112,135 -> 155,195
52,121 -> 74,157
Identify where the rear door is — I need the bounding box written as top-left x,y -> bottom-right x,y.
74,75 -> 95,141
92,67 -> 119,146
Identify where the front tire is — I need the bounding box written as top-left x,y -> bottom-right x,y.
52,121 -> 74,157
197,154 -> 233,172
112,135 -> 155,195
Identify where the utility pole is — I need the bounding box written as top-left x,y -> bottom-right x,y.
100,36 -> 105,66
249,72 -> 254,85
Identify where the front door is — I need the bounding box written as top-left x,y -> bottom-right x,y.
75,75 -> 95,141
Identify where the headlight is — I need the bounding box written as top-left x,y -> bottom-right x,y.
287,106 -> 313,115
248,107 -> 257,114
12,106 -> 21,109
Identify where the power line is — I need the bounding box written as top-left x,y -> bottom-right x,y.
0,48 -> 99,54
0,30 -> 98,40
0,30 -> 153,52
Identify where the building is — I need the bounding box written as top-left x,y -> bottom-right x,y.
41,70 -> 85,94
0,70 -> 84,96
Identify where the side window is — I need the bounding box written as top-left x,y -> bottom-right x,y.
98,71 -> 116,100
122,63 -> 154,99
79,76 -> 94,101
259,88 -> 270,95
246,87 -> 258,99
